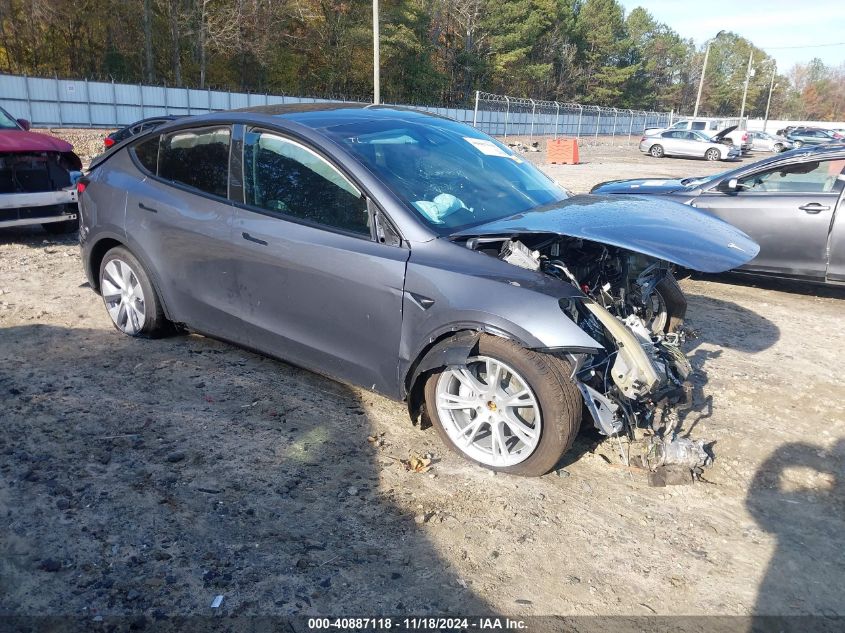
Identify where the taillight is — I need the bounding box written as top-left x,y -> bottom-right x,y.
641,136 -> 647,142
742,133 -> 748,141
77,180 -> 87,194
104,137 -> 115,148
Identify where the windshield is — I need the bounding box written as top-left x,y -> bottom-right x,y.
323,117 -> 569,234
0,107 -> 22,130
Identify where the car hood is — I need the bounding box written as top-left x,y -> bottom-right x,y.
591,178 -> 689,195
711,125 -> 738,141
451,194 -> 759,273
0,129 -> 74,153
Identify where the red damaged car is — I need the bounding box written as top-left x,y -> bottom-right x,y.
0,106 -> 82,233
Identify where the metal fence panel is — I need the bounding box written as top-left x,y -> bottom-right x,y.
1,74 -> 676,138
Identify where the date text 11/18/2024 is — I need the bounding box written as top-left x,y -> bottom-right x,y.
307,617 -> 528,630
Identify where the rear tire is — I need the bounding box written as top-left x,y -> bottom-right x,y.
650,144 -> 664,158
793,140 -> 803,148
424,335 -> 582,477
99,246 -> 171,338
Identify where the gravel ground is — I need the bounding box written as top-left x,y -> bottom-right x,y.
1,134 -> 844,623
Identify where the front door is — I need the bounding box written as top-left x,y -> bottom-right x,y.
694,158 -> 845,278
230,128 -> 409,396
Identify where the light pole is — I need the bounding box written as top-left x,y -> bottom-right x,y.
763,61 -> 777,132
372,0 -> 380,105
739,49 -> 754,121
693,30 -> 726,119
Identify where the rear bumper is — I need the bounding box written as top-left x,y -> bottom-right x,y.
0,188 -> 78,228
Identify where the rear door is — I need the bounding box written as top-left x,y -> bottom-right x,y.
125,126 -> 241,334
230,127 -> 409,396
693,158 -> 845,278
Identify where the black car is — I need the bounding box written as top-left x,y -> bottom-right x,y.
103,115 -> 183,149
591,145 -> 845,284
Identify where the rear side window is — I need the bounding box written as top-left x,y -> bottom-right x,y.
692,122 -> 706,130
133,135 -> 160,174
159,127 -> 231,198
243,130 -> 369,235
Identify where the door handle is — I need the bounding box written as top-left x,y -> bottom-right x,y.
798,203 -> 830,214
138,202 -> 158,213
242,232 -> 268,246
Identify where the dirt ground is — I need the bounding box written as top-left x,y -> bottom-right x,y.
1,136 -> 844,624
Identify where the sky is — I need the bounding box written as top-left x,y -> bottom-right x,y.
619,0 -> 845,71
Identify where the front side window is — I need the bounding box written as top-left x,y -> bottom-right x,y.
243,130 -> 369,235
158,127 -> 231,198
738,159 -> 845,193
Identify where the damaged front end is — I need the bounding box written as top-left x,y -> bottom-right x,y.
0,148 -> 82,230
452,195 -> 760,478
474,235 -> 715,476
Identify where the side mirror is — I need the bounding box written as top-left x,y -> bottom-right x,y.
17,118 -> 31,131
727,178 -> 739,191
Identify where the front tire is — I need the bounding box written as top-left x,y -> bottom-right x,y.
650,274 -> 687,334
649,144 -> 664,158
705,148 -> 721,161
99,246 -> 171,338
773,143 -> 784,152
423,335 -> 582,476
793,140 -> 803,148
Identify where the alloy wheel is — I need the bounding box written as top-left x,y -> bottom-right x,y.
101,258 -> 146,335
435,356 -> 542,467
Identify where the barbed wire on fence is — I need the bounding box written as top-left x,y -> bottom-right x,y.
471,91 -> 673,142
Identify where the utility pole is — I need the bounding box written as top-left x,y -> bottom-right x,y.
739,50 -> 754,122
764,62 -> 777,132
693,30 -> 725,119
373,0 -> 380,105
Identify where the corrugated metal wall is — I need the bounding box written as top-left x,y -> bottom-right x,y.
0,74 -> 356,128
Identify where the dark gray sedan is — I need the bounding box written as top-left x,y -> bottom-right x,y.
592,145 -> 845,284
78,105 -> 756,476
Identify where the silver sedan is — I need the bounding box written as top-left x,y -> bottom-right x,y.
748,131 -> 793,153
640,130 -> 740,161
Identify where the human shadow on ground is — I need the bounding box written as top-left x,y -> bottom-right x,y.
0,324 -> 492,621
747,440 -> 845,631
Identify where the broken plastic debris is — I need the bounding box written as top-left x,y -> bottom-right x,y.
210,595 -> 223,609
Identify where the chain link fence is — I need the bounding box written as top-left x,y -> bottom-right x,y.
471,92 -> 674,142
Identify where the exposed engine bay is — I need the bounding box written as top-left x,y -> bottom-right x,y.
472,235 -> 711,476
0,151 -> 77,195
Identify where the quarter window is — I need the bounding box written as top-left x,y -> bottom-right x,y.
243,130 -> 369,235
133,135 -> 160,174
158,127 -> 231,198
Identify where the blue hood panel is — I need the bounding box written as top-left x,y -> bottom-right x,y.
591,178 -> 689,194
453,194 -> 759,273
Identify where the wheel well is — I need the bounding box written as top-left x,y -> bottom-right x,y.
404,329 -> 485,425
88,238 -> 123,293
